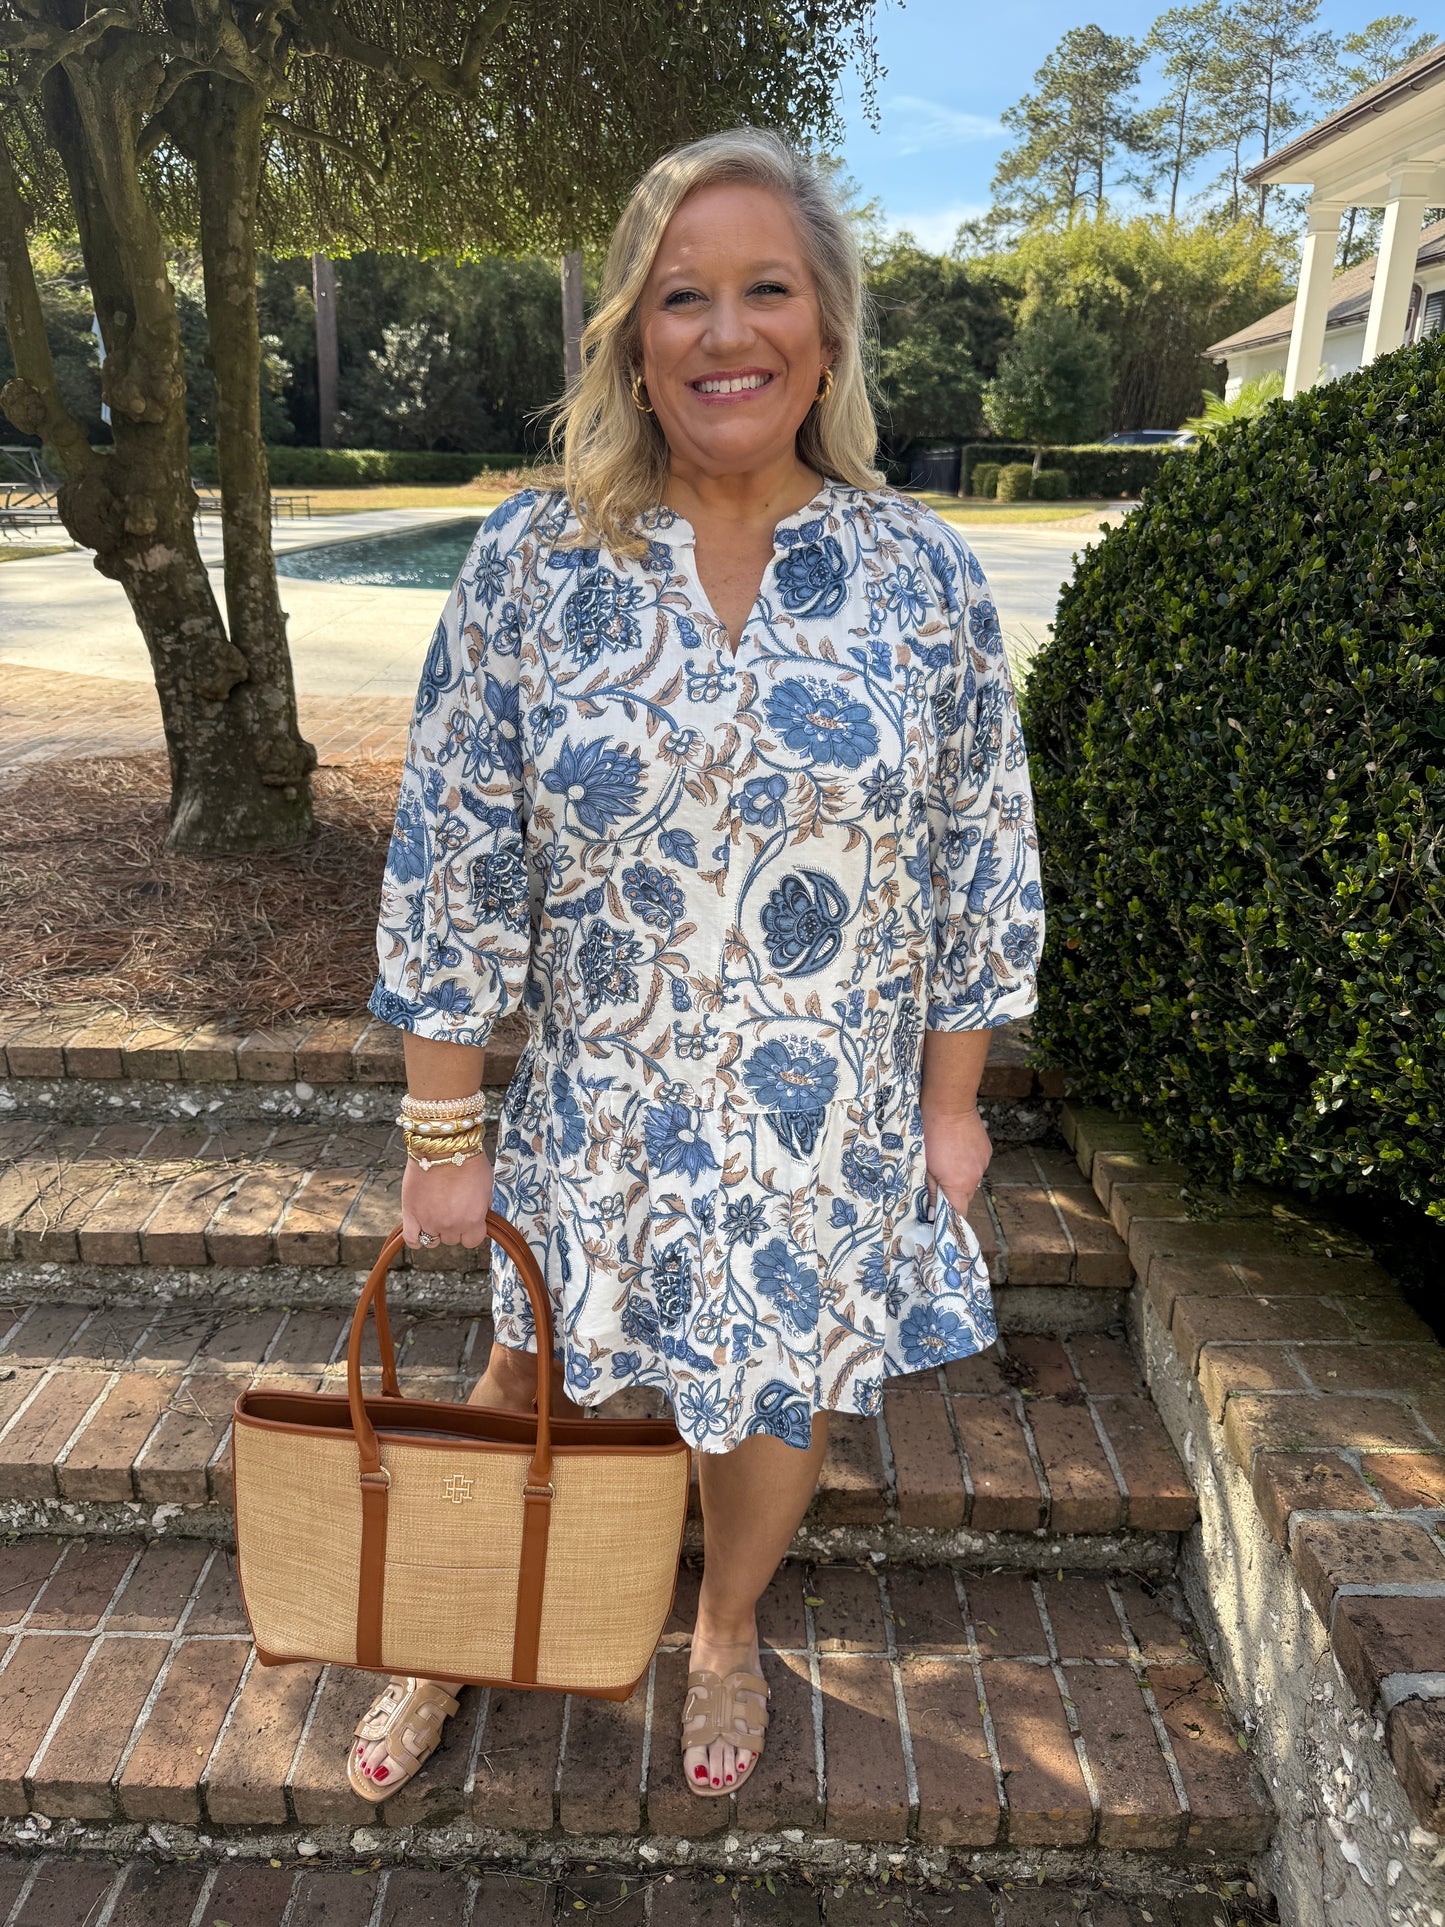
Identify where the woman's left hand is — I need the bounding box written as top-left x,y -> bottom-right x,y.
922,1106 -> 993,1219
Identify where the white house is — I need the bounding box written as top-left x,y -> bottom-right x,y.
1205,42 -> 1445,400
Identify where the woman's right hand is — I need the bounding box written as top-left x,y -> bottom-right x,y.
400,1148 -> 496,1249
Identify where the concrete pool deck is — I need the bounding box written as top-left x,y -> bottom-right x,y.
1,506 -> 1100,768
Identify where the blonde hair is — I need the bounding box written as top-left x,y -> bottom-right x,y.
550,128 -> 881,557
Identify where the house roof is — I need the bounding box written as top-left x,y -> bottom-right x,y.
1203,216 -> 1445,357
1244,42 -> 1445,185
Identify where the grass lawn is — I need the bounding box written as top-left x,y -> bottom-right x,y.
0,542 -> 76,561
281,482 -> 1134,525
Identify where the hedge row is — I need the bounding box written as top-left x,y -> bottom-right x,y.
1020,334 -> 1445,1221
188,446 -> 532,486
960,442 -> 1180,498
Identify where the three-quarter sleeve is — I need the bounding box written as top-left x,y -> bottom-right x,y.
369,505 -> 535,1045
923,525 -> 1045,1030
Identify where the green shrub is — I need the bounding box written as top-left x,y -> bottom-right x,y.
972,461 -> 1001,499
188,445 -> 531,486
1021,335 -> 1445,1219
961,441 -> 1179,497
1030,467 -> 1072,500
997,463 -> 1035,502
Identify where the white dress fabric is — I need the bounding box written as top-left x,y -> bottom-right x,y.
371,479 -> 1044,1453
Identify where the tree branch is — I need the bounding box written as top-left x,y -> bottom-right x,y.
263,111 -> 382,183
0,131 -> 99,479
290,0 -> 512,100
0,8 -> 134,87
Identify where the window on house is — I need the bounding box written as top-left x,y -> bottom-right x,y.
1421,290 -> 1445,340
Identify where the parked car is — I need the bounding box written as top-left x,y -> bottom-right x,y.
1099,429 -> 1198,448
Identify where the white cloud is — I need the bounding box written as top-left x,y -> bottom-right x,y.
883,203 -> 989,252
885,95 -> 1001,156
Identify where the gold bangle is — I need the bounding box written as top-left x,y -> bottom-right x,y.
408,1144 -> 486,1171
400,1091 -> 486,1120
402,1127 -> 483,1154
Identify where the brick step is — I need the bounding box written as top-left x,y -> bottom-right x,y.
0,1854 -> 1271,1927
0,1539 -> 1269,1867
0,1315 -> 1195,1566
0,1125 -> 1132,1322
0,1003 -> 1066,1127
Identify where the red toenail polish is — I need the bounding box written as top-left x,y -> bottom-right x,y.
373,1766 -> 388,1780
726,1774 -> 733,1784
695,1766 -> 707,1779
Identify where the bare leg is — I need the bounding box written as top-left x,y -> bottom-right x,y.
684,1413 -> 829,1791
353,1337 -> 578,1787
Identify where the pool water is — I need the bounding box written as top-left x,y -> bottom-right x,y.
275,517 -> 481,590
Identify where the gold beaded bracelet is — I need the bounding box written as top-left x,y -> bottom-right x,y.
408,1143 -> 486,1172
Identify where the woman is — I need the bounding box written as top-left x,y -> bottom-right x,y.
352,127 -> 1043,1804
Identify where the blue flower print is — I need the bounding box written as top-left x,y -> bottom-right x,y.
576,921 -> 644,1011
722,1195 -> 768,1244
741,1037 -> 839,1113
369,986 -> 420,1028
760,869 -> 849,975
565,1349 -> 602,1393
549,1066 -> 587,1157
644,1100 -> 719,1181
765,677 -> 880,770
679,1378 -> 732,1439
744,1380 -> 814,1450
1002,921 -> 1039,969
658,826 -> 698,867
740,773 -> 790,827
775,535 -> 848,618
472,541 -> 509,608
861,761 -> 907,822
384,785 -> 429,885
468,848 -> 528,928
414,616 -> 453,720
752,1240 -> 819,1341
967,597 -> 1004,656
481,672 -> 524,782
899,1303 -> 970,1370
653,1241 -> 693,1325
622,860 -> 684,928
621,1293 -> 662,1350
542,738 -> 644,835
374,483 -> 1042,1456
561,568 -> 645,665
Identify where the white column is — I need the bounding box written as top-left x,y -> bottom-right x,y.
1362,166 -> 1433,364
1284,199 -> 1346,398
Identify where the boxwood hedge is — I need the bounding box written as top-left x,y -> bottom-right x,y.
189,445 -> 530,486
1020,335 -> 1445,1218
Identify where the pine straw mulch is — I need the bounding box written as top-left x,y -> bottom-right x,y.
0,752 -> 400,1028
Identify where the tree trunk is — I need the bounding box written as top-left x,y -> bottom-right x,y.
31,56 -> 313,854
190,76 -> 315,850
1032,446 -> 1044,476
560,249 -> 584,391
312,253 -> 339,446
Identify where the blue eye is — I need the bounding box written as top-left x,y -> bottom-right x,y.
665,289 -> 702,307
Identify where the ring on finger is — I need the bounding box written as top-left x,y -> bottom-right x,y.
417,1230 -> 437,1247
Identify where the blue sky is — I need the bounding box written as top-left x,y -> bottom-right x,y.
835,0 -> 1444,248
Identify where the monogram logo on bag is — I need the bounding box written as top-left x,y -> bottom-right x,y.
441,1475 -> 474,1505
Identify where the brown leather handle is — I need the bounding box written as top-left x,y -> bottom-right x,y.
345,1211 -> 556,1489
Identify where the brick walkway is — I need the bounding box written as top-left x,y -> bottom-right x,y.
0,1538 -> 1264,1849
0,1854 -> 1263,1926
0,1303 -> 1192,1539
0,664 -> 410,771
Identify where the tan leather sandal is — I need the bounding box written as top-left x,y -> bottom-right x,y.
347,1675 -> 460,1804
681,1668 -> 770,1797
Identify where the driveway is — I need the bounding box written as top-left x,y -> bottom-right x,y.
1,508 -> 1096,698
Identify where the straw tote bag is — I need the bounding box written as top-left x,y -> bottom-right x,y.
230,1211 -> 692,1700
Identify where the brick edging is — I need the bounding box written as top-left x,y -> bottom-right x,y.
1062,1102 -> 1445,1829
0,1004 -> 1067,1101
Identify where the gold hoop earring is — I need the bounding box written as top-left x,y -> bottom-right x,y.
630,371 -> 654,415
815,366 -> 834,405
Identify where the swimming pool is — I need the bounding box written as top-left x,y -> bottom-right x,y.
274,517 -> 481,590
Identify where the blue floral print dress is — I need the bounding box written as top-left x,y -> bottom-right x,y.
371,478 -> 1044,1453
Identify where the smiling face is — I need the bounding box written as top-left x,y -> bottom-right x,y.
635,181 -> 831,484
